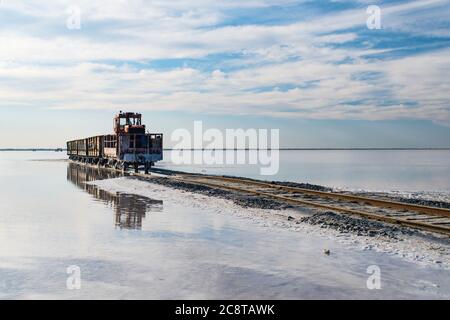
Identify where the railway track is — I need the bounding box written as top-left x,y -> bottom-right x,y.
70,161 -> 450,236
171,174 -> 450,237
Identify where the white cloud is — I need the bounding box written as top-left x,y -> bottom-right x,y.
0,0 -> 449,125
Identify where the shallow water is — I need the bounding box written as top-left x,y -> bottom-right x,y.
0,151 -> 449,299
66,163 -> 163,230
159,150 -> 450,192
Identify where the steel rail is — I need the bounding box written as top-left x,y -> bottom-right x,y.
184,175 -> 450,218
176,175 -> 450,236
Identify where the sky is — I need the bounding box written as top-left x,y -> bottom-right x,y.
0,0 -> 449,148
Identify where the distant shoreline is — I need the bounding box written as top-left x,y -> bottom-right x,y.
0,149 -> 64,152
1,148 -> 450,151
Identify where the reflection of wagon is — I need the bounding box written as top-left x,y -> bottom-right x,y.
67,162 -> 163,229
67,112 -> 163,172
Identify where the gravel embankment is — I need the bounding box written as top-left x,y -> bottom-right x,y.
363,194 -> 450,209
299,212 -> 415,239
143,170 -> 450,238
135,176 -> 293,210
150,168 -> 450,208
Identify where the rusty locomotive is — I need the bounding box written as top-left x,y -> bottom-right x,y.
67,112 -> 163,173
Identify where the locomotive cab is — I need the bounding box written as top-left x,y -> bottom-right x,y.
114,111 -> 145,134
114,112 -> 163,170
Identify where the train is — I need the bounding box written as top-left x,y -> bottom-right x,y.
67,112 -> 163,173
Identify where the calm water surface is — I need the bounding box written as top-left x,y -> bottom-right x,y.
159,150 -> 450,192
0,151 -> 449,299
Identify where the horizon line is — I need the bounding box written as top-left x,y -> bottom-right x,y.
2,148 -> 450,151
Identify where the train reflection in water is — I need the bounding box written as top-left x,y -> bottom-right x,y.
67,162 -> 163,229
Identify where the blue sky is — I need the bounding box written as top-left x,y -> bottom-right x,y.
0,0 -> 449,148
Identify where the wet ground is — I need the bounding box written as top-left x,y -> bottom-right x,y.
0,152 -> 449,299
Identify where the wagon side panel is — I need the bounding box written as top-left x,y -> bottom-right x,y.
103,134 -> 118,160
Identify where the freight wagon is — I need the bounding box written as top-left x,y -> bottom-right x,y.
67,112 -> 163,173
